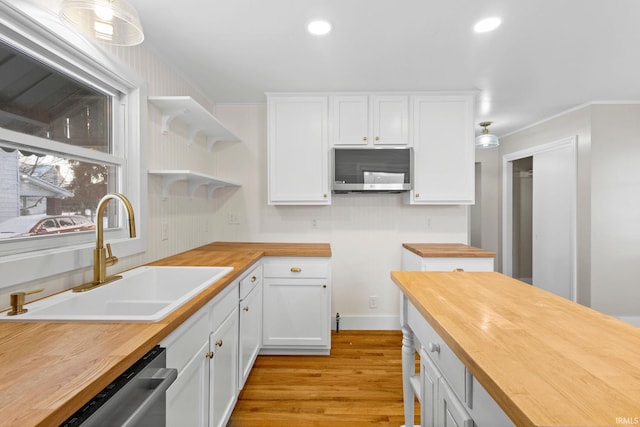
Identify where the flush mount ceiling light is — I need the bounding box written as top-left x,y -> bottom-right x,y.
474,17 -> 502,33
59,0 -> 145,46
475,122 -> 500,148
307,20 -> 332,36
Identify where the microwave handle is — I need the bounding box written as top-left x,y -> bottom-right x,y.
120,367 -> 177,427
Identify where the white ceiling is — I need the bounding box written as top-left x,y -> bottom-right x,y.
128,0 -> 640,137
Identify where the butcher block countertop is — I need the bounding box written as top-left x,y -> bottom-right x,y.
403,243 -> 496,258
0,242 -> 330,427
391,271 -> 640,427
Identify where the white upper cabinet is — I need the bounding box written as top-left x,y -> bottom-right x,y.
406,94 -> 475,205
267,95 -> 330,205
331,95 -> 409,146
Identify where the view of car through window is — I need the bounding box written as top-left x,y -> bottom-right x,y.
0,214 -> 96,239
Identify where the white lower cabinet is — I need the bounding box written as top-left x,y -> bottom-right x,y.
164,309 -> 209,427
209,304 -> 239,427
162,262 -> 263,427
402,247 -> 494,272
405,299 -> 513,427
239,264 -> 263,389
261,257 -> 331,354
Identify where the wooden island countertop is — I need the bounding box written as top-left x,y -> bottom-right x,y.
0,242 -> 330,427
391,271 -> 640,427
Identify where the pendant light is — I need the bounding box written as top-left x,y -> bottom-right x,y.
475,121 -> 499,148
60,0 -> 145,46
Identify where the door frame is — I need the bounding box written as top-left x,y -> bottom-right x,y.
502,135 -> 577,301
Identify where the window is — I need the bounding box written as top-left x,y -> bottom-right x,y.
0,4 -> 146,288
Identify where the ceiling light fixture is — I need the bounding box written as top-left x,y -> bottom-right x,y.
475,122 -> 500,148
60,0 -> 145,46
474,17 -> 501,33
307,20 -> 332,36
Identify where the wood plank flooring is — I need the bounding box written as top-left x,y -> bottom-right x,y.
229,330 -> 419,426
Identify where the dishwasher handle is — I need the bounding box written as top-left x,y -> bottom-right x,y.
120,367 -> 177,427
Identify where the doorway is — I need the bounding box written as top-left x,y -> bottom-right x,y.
502,136 -> 577,301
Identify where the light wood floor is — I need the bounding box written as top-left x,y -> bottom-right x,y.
228,330 -> 419,426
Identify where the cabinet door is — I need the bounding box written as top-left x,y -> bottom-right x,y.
166,339 -> 209,427
239,284 -> 262,389
371,95 -> 409,145
262,278 -> 329,347
409,95 -> 475,204
438,378 -> 473,427
331,95 -> 369,145
267,96 -> 330,205
209,307 -> 239,427
421,349 -> 442,427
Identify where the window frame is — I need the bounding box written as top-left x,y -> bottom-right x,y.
0,2 -> 147,288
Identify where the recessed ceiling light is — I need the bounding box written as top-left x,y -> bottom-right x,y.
474,17 -> 502,33
307,20 -> 332,36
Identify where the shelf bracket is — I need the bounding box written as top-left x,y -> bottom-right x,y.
160,109 -> 187,135
159,174 -> 186,200
206,137 -> 223,152
188,127 -> 205,146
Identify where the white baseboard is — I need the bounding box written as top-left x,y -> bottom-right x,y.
616,316 -> 640,327
333,315 -> 401,331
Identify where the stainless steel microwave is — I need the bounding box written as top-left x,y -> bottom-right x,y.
332,147 -> 413,193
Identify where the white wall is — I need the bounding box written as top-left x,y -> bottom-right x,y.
478,103 -> 640,321
590,104 -> 640,316
212,104 -> 469,329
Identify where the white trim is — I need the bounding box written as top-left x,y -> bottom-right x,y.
501,101 -> 640,139
502,136 -> 578,301
333,315 -> 401,331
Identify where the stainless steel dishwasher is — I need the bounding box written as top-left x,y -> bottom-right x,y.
60,346 -> 177,427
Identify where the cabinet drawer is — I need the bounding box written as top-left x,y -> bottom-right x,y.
161,307 -> 209,372
240,263 -> 262,300
262,258 -> 329,278
421,257 -> 494,272
408,302 -> 467,404
211,282 -> 239,331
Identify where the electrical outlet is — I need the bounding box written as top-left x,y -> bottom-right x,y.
161,222 -> 168,241
369,295 -> 378,309
227,212 -> 240,224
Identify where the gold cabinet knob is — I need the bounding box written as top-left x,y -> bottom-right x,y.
250,276 -> 257,283
322,284 -> 327,288
215,340 -> 223,347
205,351 -> 214,359
375,136 -> 380,141
323,193 -> 328,198
453,268 -> 464,272
415,193 -> 420,198
290,267 -> 302,273
363,136 -> 367,141
243,306 -> 249,312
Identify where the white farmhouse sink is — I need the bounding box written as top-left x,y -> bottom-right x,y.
0,266 -> 233,322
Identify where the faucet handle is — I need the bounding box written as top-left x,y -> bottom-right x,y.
106,243 -> 113,258
105,243 -> 118,268
8,288 -> 44,316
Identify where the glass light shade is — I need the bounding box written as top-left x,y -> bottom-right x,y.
475,133 -> 500,148
60,0 -> 144,46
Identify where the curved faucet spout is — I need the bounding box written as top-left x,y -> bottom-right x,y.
95,192 -> 137,250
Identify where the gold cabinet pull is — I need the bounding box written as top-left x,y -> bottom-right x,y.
243,306 -> 249,312
363,136 -> 368,141
290,267 -> 302,273
415,193 -> 420,198
250,276 -> 257,283
205,351 -> 214,359
453,268 -> 464,272
215,340 -> 223,347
